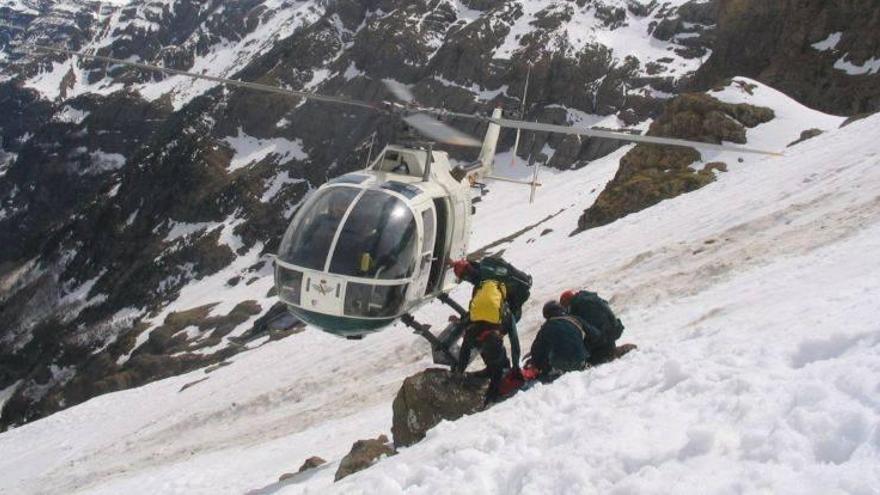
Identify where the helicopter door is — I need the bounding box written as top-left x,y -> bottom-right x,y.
425,198 -> 449,295
412,206 -> 436,297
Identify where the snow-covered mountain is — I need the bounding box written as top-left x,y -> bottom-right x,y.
0,0 -> 877,468
0,79 -> 877,493
0,0 -> 730,427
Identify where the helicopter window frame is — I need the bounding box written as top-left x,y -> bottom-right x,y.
323,187 -> 367,272
420,207 -> 435,255
277,184 -> 362,272
325,187 -> 419,281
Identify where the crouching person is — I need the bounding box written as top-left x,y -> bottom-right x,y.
560,289 -> 625,365
527,301 -> 588,382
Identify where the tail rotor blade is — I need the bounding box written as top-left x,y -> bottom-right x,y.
403,113 -> 480,147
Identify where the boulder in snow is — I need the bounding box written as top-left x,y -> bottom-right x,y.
298,456 -> 326,473
391,368 -> 488,448
334,435 -> 395,481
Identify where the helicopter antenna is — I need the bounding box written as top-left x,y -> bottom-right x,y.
364,131 -> 376,168
511,66 -> 542,204
423,142 -> 434,182
511,66 -> 530,171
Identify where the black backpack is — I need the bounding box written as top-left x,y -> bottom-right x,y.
570,291 -> 624,342
477,256 -> 532,321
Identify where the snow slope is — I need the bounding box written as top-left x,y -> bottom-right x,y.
1,81 -> 878,494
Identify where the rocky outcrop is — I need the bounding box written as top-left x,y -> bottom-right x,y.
391,368 -> 488,448
334,435 -> 395,481
788,129 -> 824,148
691,0 -> 880,115
578,93 -> 774,230
278,456 -> 326,481
298,456 -> 327,473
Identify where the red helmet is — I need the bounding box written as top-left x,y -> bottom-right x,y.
451,259 -> 472,280
560,289 -> 576,307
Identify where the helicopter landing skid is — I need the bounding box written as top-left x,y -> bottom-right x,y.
401,313 -> 466,368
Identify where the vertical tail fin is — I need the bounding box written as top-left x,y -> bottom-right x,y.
477,107 -> 503,175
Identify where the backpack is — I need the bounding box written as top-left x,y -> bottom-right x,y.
569,291 -> 624,342
469,280 -> 506,325
477,257 -> 532,321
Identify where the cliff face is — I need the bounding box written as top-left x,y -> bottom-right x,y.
692,0 -> 880,115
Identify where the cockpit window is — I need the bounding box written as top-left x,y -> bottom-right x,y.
329,190 -> 417,280
277,187 -> 359,270
329,174 -> 369,185
381,181 -> 421,199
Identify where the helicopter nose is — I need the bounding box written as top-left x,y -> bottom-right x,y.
286,306 -> 394,338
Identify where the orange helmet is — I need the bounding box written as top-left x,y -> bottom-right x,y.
560,289 -> 576,307
452,259 -> 473,280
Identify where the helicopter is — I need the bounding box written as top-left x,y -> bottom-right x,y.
28,44 -> 780,344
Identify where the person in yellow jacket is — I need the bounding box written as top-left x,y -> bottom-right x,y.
451,260 -> 522,404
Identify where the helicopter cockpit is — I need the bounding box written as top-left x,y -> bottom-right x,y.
373,148 -> 426,177
275,182 -> 427,335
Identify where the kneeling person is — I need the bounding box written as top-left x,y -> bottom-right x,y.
560,289 -> 624,365
528,301 -> 588,382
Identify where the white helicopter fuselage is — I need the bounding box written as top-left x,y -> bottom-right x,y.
274,144 -> 479,336
273,109 -> 503,337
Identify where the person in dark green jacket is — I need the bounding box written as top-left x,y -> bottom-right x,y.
560,289 -> 623,364
528,301 -> 588,382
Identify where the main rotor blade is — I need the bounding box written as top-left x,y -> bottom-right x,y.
31,44 -> 378,110
492,117 -> 783,156
27,45 -> 782,156
403,113 -> 480,147
383,79 -> 416,104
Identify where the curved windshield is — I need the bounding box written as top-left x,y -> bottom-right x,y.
329,190 -> 417,280
277,187 -> 359,270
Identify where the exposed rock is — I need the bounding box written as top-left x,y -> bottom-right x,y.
593,343 -> 639,365
703,162 -> 729,173
578,93 -> 774,230
788,129 -> 824,147
391,368 -> 488,448
692,0 -> 880,115
298,456 -> 327,473
178,377 -> 209,392
840,112 -> 877,128
334,435 -> 395,481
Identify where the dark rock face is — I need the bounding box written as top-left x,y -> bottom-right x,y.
391,368 -> 487,448
578,93 -> 774,230
334,434 -> 395,481
692,0 -> 880,115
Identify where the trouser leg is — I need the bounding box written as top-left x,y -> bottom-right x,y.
479,332 -> 510,402
587,344 -> 616,365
